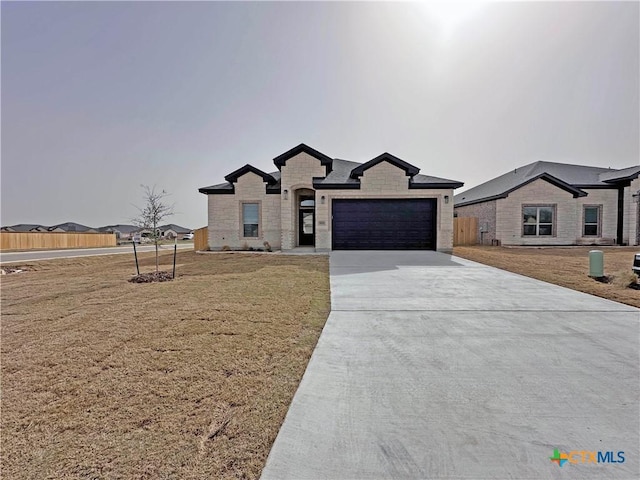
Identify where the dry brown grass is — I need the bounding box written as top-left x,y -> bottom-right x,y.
454,246 -> 640,308
1,251 -> 330,479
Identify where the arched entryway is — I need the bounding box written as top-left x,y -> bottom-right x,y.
297,189 -> 315,246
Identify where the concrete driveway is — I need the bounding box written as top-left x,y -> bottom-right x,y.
262,251 -> 639,479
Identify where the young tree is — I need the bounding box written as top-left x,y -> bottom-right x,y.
133,185 -> 174,273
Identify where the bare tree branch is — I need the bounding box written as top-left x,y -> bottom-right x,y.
132,185 -> 175,273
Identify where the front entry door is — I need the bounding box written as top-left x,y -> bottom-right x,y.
299,210 -> 315,246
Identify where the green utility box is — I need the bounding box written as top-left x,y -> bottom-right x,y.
589,250 -> 604,278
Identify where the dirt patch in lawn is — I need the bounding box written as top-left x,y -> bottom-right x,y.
454,246 -> 639,308
1,251 -> 330,479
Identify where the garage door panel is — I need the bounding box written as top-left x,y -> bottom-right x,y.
332,199 -> 436,250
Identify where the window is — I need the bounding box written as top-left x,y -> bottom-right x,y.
583,206 -> 600,236
523,205 -> 554,236
242,203 -> 259,237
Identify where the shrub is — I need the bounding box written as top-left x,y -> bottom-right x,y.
611,270 -> 639,289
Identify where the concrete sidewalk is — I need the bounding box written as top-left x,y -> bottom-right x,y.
261,251 -> 639,479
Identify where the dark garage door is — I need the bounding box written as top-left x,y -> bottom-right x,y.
332,199 -> 436,250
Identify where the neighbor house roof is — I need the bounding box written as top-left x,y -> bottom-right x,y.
49,222 -> 95,232
2,222 -> 102,232
158,224 -> 191,233
201,146 -> 463,194
454,161 -> 638,207
98,224 -> 140,234
1,224 -> 45,232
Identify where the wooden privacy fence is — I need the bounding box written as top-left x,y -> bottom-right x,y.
453,217 -> 478,246
193,226 -> 209,251
0,232 -> 117,251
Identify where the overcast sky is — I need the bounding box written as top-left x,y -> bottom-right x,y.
2,1 -> 638,229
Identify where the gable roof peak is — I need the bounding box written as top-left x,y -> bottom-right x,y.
350,152 -> 420,179
224,164 -> 277,185
272,143 -> 333,171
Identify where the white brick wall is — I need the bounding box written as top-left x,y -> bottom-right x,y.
207,172 -> 281,250
280,153 -> 327,250
495,179 -> 619,245
207,157 -> 456,252
360,161 -> 409,191
315,162 -> 455,252
576,189 -> 618,244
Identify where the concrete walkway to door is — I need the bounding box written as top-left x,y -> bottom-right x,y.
261,251 -> 639,479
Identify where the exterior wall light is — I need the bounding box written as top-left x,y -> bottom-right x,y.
321,195 -> 326,204
283,189 -> 288,200
444,195 -> 450,204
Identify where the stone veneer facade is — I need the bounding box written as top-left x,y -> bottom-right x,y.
206,172 -> 281,250
314,162 -> 455,253
203,148 -> 458,252
455,177 -> 639,246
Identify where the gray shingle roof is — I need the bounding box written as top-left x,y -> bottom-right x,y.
158,224 -> 191,233
312,159 -> 362,187
201,156 -> 462,193
49,222 -> 95,232
412,173 -> 463,186
98,224 -> 139,234
455,161 -> 639,207
2,224 -> 44,232
599,165 -> 640,183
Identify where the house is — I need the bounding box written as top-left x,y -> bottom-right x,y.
48,222 -> 97,233
454,161 -> 640,246
98,224 -> 140,240
1,224 -> 47,232
199,144 -> 463,252
158,224 -> 192,239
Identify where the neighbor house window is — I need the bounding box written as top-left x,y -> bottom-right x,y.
523,205 -> 555,236
583,205 -> 601,237
242,203 -> 259,237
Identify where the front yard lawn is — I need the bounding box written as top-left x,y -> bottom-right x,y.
454,246 -> 639,308
1,251 -> 330,479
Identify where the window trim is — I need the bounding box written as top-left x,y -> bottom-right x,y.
240,201 -> 261,239
522,204 -> 556,237
582,204 -> 602,237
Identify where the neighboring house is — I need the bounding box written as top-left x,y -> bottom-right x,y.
1,224 -> 46,232
98,224 -> 140,240
48,222 -> 97,233
454,161 -> 640,246
199,143 -> 463,252
158,224 -> 191,239
637,189 -> 640,245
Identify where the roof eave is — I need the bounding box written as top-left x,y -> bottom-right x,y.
454,194 -> 508,208
312,182 -> 361,190
534,173 -> 588,197
410,181 -> 464,190
198,187 -> 235,195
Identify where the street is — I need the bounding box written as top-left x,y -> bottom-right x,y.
0,243 -> 193,264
